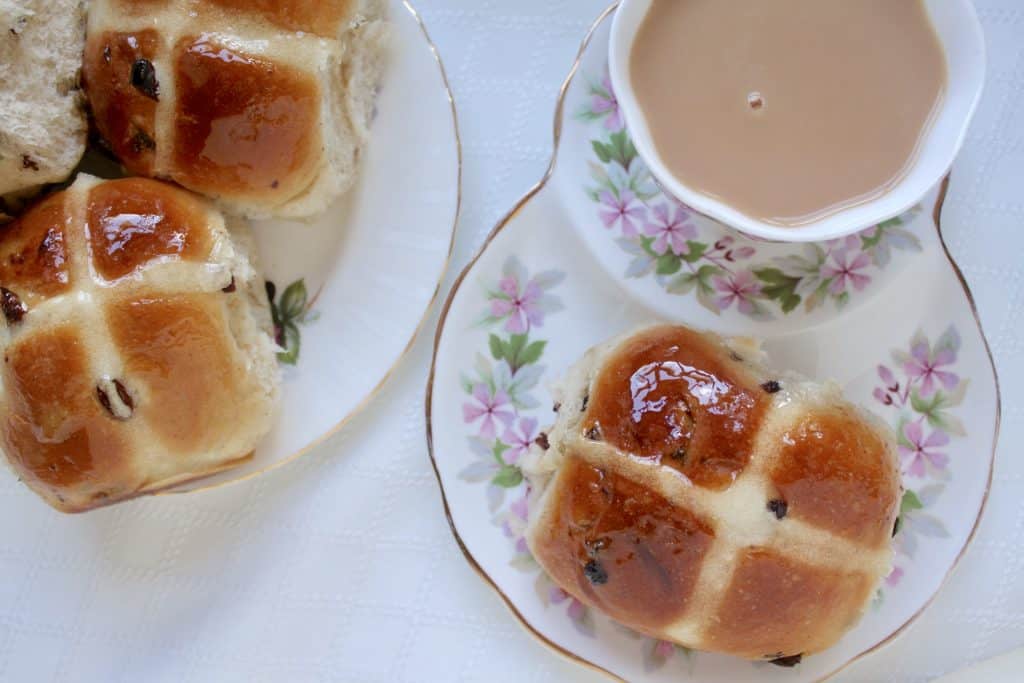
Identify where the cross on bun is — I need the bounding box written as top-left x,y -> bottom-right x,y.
0,175 -> 279,512
522,324 -> 901,661
82,0 -> 387,219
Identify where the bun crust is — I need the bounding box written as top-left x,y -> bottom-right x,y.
0,176 -> 279,512
0,0 -> 88,201
523,325 -> 901,660
82,0 -> 386,219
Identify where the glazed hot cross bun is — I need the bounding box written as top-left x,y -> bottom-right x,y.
522,324 -> 901,662
83,0 -> 386,219
0,175 -> 279,512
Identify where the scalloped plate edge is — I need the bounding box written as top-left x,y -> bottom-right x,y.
424,4 -> 1000,681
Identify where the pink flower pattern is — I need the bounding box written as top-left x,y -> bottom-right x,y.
643,203 -> 696,255
462,383 -> 514,440
491,275 -> 544,334
885,566 -> 904,587
502,493 -> 531,555
899,420 -> 950,477
599,190 -> 645,237
904,342 -> 959,398
653,641 -> 676,659
582,69 -> 921,321
823,249 -> 872,294
590,75 -> 623,131
873,328 -> 965,590
550,587 -> 588,622
826,234 -> 864,252
459,66 -> 963,669
713,271 -> 761,314
501,417 -> 538,464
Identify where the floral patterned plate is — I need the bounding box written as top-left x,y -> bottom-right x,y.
171,0 -> 459,492
427,6 -> 999,682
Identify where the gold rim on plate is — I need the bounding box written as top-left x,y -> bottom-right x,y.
163,0 -> 463,497
423,4 -> 1001,681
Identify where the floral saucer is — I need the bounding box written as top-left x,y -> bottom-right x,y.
170,0 -> 460,492
427,6 -> 998,682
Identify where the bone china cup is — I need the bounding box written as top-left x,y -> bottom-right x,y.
609,0 -> 986,243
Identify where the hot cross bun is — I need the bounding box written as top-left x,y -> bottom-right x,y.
523,324 -> 900,661
82,0 -> 386,219
0,175 -> 279,512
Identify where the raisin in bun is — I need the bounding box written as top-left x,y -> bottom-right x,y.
0,175 -> 279,512
522,324 -> 901,662
82,0 -> 387,220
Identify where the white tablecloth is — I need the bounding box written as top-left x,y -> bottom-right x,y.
1,2 -> 1020,681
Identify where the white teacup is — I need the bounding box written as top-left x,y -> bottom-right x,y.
609,0 -> 987,243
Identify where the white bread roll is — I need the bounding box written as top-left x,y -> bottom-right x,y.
0,0 -> 88,205
0,175 -> 280,512
82,0 -> 387,220
522,324 -> 901,663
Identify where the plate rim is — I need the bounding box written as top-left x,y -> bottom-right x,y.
162,0 -> 463,498
423,3 -> 1001,681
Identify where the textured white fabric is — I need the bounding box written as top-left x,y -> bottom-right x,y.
0,1 -> 1020,681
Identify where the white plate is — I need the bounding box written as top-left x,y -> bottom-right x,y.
170,0 -> 460,492
428,7 -> 999,682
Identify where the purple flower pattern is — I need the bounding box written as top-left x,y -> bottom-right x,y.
579,69 -> 923,320
461,258 -> 602,635
643,202 -> 696,255
551,587 -> 588,622
713,271 -> 762,315
502,491 -> 531,555
885,566 -> 904,587
491,277 -> 543,334
462,253 -> 712,666
904,341 -> 959,398
502,417 -> 538,464
484,256 -> 564,336
823,249 -> 872,295
874,327 -> 964,587
462,383 -> 514,441
458,65 -> 956,671
899,420 -> 950,478
599,190 -> 645,237
581,72 -> 623,132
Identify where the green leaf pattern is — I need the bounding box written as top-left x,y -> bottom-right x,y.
456,258 -> 604,637
875,327 -> 965,588
266,279 -> 319,366
449,66 -> 957,672
579,68 -> 925,320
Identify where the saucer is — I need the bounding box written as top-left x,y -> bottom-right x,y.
171,0 -> 460,492
427,6 -> 998,682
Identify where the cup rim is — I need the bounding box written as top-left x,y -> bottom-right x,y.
609,0 -> 987,244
